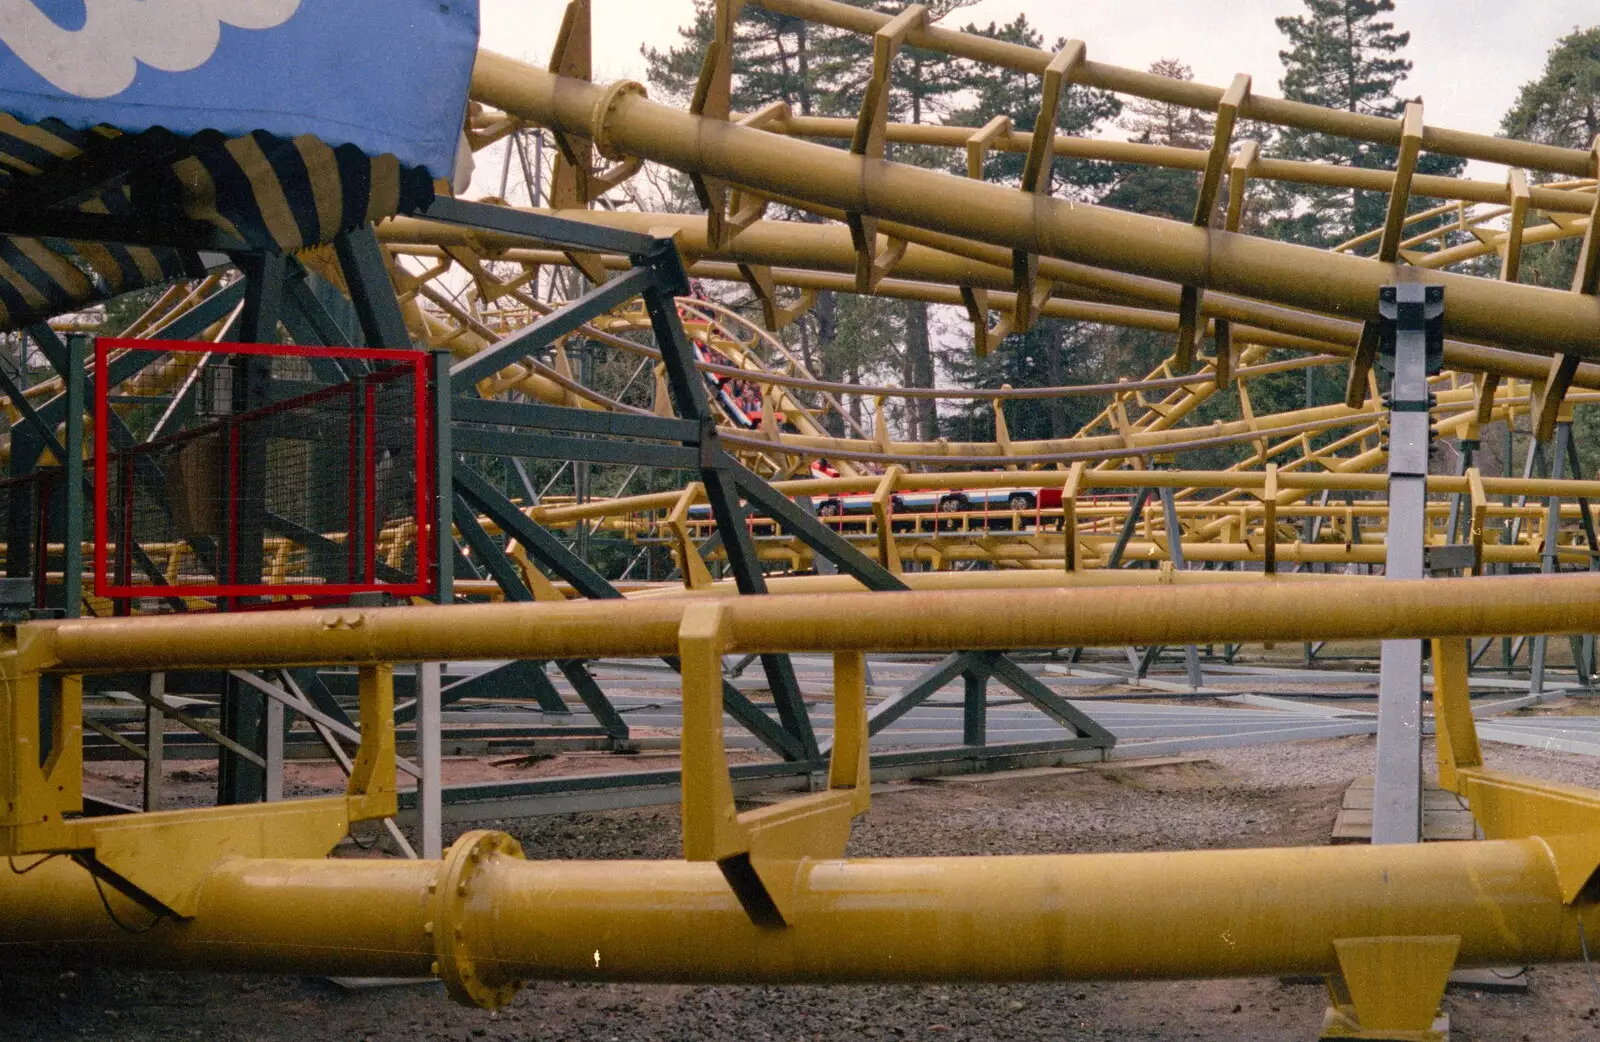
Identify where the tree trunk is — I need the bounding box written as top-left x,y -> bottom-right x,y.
848,366 -> 863,432
813,290 -> 843,436
796,23 -> 812,116
899,341 -> 918,442
1045,319 -> 1066,437
903,299 -> 938,440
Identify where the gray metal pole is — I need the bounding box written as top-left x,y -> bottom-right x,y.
1372,284 -> 1439,846
531,130 -> 544,209
61,334 -> 84,618
142,673 -> 165,812
418,661 -> 443,859
1159,486 -> 1204,689
264,699 -> 284,802
963,667 -> 988,747
1445,438 -> 1476,544
575,345 -> 594,564
432,350 -> 454,605
1530,421 -> 1571,699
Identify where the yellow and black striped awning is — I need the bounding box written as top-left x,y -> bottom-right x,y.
0,112 -> 436,333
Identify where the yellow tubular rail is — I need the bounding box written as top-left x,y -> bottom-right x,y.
2,576 -> 1599,1023
467,52 -> 1600,360
33,571 -> 1600,671
0,837 -> 1596,987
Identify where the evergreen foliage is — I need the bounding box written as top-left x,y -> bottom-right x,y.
948,15 -> 1121,196
1260,0 -> 1464,247
1498,24 -> 1600,479
1100,60 -> 1212,220
1501,26 -> 1600,153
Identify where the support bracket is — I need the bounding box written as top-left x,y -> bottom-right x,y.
679,603 -> 869,928
1321,935 -> 1457,1041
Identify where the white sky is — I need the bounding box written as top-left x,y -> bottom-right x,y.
482,0 -> 1597,184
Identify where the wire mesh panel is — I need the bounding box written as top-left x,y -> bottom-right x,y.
0,469 -> 68,608
94,337 -> 435,609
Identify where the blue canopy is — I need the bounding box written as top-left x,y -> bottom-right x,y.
0,0 -> 479,181
0,2 -> 481,332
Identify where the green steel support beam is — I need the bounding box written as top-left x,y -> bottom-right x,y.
59,335 -> 84,618
332,226 -> 413,349
448,267 -> 654,392
422,350 -> 455,608
422,195 -> 656,257
453,466 -> 803,760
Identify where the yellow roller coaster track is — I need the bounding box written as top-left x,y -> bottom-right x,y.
9,3 -> 1600,1037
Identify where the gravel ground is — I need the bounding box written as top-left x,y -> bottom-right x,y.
4,734 -> 1600,1041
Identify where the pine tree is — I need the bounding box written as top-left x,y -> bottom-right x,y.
1120,59 -> 1214,148
1500,25 -> 1600,478
809,2 -> 979,441
1100,60 -> 1214,221
950,15 -> 1121,197
643,3 -> 828,115
1263,0 -> 1465,247
646,3 -> 987,442
1497,26 -> 1600,292
932,16 -> 1124,441
1501,26 -> 1600,152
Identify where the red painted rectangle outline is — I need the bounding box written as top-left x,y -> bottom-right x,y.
93,337 -> 436,604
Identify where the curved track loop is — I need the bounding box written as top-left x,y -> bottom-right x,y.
68,0 -> 1600,585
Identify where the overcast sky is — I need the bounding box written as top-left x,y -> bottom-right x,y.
482,1 -> 1596,182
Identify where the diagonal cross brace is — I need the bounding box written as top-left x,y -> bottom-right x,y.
449,266 -> 655,391
454,466 -> 806,761
449,495 -> 616,724
983,654 -> 1115,744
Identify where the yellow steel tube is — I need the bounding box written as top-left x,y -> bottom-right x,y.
34,572 -> 1600,672
394,208 -> 1600,391
3,839 -> 1598,985
0,856 -> 436,977
472,840 -> 1595,983
393,237 -> 1353,380
469,52 -> 1600,358
526,456 -> 1600,528
717,543 -> 1585,570
730,399 -> 1375,461
746,0 -> 1593,177
624,566 -> 1366,600
770,112 -> 1598,214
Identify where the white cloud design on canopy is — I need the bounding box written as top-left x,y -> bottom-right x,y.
0,0 -> 301,98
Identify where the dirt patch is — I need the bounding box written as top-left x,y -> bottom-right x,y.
8,738 -> 1600,1040
1509,696 -> 1600,717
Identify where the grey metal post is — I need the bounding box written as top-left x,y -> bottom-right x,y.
575,345 -> 593,564
963,667 -> 988,747
531,130 -> 545,209
1158,486 -> 1204,689
1503,437 -> 1545,672
1530,421 -> 1571,698
795,497 -> 837,576
142,673 -> 165,812
417,661 -> 443,859
218,253 -> 281,805
1372,284 -> 1441,846
60,334 -> 85,618
1562,432 -> 1599,684
1445,438 -> 1477,544
432,350 -> 454,605
264,699 -> 284,802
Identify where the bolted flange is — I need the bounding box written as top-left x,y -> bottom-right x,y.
429,829 -> 527,1009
